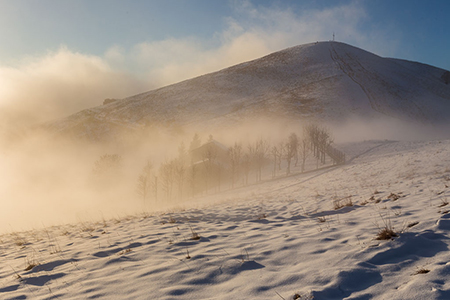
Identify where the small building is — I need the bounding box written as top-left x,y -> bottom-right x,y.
189,139 -> 229,166
188,139 -> 229,193
103,98 -> 117,105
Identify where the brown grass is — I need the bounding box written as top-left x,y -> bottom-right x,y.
407,221 -> 419,228
317,216 -> 326,223
376,227 -> 398,240
388,193 -> 400,201
24,263 -> 38,271
189,225 -> 200,240
333,196 -> 353,210
414,268 -> 430,275
438,198 -> 449,207
118,248 -> 132,255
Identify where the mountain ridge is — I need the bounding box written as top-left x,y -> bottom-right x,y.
44,41 -> 450,141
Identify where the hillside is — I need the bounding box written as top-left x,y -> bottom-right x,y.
44,41 -> 450,141
2,139 -> 450,299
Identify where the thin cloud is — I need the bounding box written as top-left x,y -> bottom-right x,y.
0,46 -> 144,126
0,1 -> 397,126
122,1 -> 398,88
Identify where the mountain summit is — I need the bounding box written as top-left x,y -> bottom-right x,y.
45,41 -> 450,141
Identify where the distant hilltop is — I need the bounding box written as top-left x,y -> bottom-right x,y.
43,41 -> 450,142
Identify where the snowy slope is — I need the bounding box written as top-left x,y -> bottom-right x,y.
44,42 -> 450,141
2,139 -> 450,299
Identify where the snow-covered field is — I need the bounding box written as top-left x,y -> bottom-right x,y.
2,139 -> 450,299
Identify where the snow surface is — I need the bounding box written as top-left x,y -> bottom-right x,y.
44,42 -> 450,141
2,139 -> 450,299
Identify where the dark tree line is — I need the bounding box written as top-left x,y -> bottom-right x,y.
305,124 -> 332,165
93,124 -> 343,205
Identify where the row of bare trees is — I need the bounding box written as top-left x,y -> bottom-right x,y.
92,124 -> 343,205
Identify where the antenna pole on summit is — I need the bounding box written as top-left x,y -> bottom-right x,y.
333,32 -> 335,41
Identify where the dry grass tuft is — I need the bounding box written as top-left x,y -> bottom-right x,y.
407,221 -> 419,228
80,222 -> 95,237
161,214 -> 177,225
190,232 -> 200,240
25,263 -> 38,271
118,248 -> 132,255
257,213 -> 267,220
189,225 -> 200,240
388,193 -> 400,201
240,248 -> 250,263
376,227 -> 398,240
414,268 -> 430,275
438,198 -> 449,207
24,252 -> 40,271
12,233 -> 27,247
333,196 -> 353,210
291,292 -> 314,299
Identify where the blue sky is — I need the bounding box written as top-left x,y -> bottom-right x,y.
1,0 -> 449,124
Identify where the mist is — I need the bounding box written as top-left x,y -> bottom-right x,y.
0,47 -> 146,127
331,117 -> 450,143
2,111 -> 448,233
0,1 -> 439,234
0,132 -> 179,232
0,117 -> 300,233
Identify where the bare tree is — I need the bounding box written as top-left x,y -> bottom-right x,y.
228,142 -> 242,188
285,133 -> 299,175
174,162 -> 186,200
248,143 -> 256,181
271,145 -> 279,178
201,143 -> 218,193
291,133 -> 300,167
249,138 -> 269,182
241,152 -> 251,186
317,127 -> 333,164
276,142 -> 285,172
174,142 -> 187,200
305,124 -> 333,167
188,163 -> 199,197
298,134 -> 311,173
159,159 -> 175,201
305,124 -> 318,163
136,161 -> 154,206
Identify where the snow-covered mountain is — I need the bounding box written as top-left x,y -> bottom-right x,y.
45,41 -> 450,141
